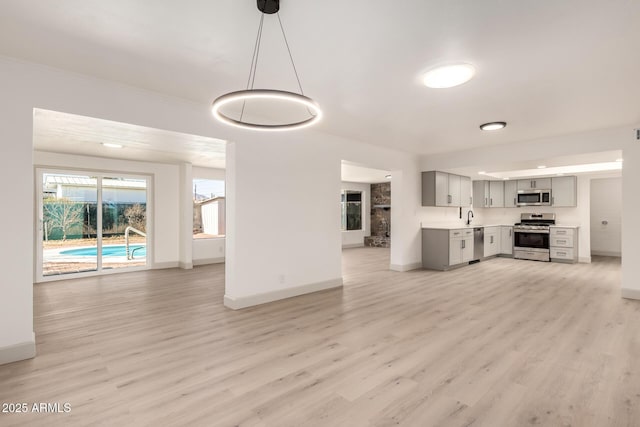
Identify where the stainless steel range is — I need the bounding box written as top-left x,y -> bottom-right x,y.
513,213 -> 555,262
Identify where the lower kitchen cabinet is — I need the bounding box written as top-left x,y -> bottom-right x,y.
422,228 -> 474,271
550,226 -> 579,262
500,226 -> 514,255
483,226 -> 500,257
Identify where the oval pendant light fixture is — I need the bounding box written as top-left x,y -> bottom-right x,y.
211,0 -> 322,131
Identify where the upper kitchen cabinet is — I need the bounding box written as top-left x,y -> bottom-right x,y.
460,176 -> 472,207
422,171 -> 471,207
504,180 -> 518,208
551,176 -> 577,207
472,180 -> 504,208
517,178 -> 552,190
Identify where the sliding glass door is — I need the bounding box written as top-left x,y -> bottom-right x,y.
37,169 -> 150,280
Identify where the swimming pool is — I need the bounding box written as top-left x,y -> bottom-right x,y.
60,245 -> 146,257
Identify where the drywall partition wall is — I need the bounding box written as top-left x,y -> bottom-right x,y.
192,166 -> 225,181
590,177 -> 622,256
0,72 -> 35,364
178,163 -> 193,269
389,161 -> 423,272
193,238 -> 225,265
224,140 -> 343,309
622,142 -> 640,299
34,151 -> 181,268
341,181 -> 371,248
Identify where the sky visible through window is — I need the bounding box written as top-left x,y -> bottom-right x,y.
193,179 -> 225,200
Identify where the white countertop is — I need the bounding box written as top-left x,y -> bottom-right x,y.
422,224 -> 512,230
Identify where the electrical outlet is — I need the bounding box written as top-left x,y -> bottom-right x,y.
278,274 -> 285,284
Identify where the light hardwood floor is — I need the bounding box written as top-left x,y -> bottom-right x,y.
0,248 -> 636,426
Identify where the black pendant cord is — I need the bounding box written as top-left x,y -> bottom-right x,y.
276,12 -> 304,96
240,12 -> 265,121
277,12 -> 316,117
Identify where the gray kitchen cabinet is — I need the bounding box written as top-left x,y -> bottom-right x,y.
473,180 -> 504,208
489,181 -> 504,207
551,176 -> 577,207
422,171 -> 471,207
460,176 -> 472,206
422,228 -> 474,270
500,226 -> 513,255
449,173 -> 461,206
483,226 -> 500,257
550,227 -> 579,262
472,181 -> 489,208
504,180 -> 518,208
517,178 -> 552,190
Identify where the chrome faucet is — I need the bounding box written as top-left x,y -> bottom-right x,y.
467,210 -> 474,225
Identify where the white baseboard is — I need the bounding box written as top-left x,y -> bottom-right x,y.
224,278 -> 343,310
153,261 -> 179,269
579,256 -> 592,264
179,262 -> 193,270
622,288 -> 640,300
591,251 -> 621,257
0,333 -> 35,365
390,262 -> 422,272
342,243 -> 365,249
193,257 -> 225,266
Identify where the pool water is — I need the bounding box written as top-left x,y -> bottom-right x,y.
60,245 -> 146,257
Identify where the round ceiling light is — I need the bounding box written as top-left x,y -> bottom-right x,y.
480,122 -> 507,131
211,90 -> 322,131
423,64 -> 475,88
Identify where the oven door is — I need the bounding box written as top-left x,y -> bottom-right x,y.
514,230 -> 549,250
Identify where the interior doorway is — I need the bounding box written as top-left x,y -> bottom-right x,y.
590,177 -> 622,257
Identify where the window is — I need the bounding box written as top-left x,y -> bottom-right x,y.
341,190 -> 362,231
193,178 -> 225,238
38,171 -> 149,279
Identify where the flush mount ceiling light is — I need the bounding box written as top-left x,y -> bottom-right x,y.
211,0 -> 321,131
537,165 -> 547,169
480,122 -> 507,131
102,143 -> 123,149
423,64 -> 475,88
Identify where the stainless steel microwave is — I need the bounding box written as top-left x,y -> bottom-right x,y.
517,189 -> 551,206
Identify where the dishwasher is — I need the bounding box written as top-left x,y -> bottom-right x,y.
473,227 -> 484,262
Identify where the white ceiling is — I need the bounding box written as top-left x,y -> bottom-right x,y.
341,162 -> 391,184
2,1 -> 639,156
33,109 -> 226,168
448,150 -> 623,180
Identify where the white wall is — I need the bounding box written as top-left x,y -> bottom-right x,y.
193,238 -> 225,266
341,181 -> 370,248
591,177 -> 622,256
34,151 -> 181,268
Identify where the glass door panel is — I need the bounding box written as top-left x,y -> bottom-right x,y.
101,177 -> 147,270
41,173 -> 98,276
